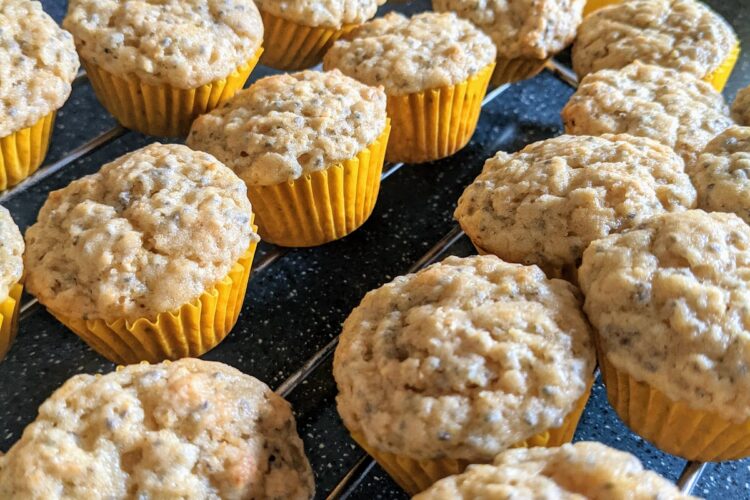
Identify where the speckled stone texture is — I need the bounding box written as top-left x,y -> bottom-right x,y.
0,1 -> 748,499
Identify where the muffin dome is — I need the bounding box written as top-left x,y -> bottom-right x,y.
254,0 -> 385,28
0,206 -> 23,303
24,143 -> 257,323
0,359 -> 315,499
733,85 -> 750,126
0,0 -> 79,137
334,255 -> 595,461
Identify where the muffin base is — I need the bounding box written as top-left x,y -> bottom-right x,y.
248,121 -> 391,247
705,41 -> 741,92
0,111 -> 56,191
350,377 -> 593,495
48,230 -> 258,365
386,63 -> 495,164
583,0 -> 619,17
259,8 -> 357,70
0,283 -> 22,361
491,57 -> 546,86
82,48 -> 263,137
600,350 -> 750,461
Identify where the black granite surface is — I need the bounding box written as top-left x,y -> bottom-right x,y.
1,1 -> 749,499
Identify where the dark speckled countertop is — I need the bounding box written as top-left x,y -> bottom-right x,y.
2,1 -> 749,499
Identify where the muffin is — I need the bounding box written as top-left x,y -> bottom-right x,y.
573,0 -> 739,91
414,442 -> 696,499
732,84 -> 750,126
455,134 -> 697,282
689,126 -> 750,224
188,69 -> 389,247
582,0 -> 620,17
24,143 -> 259,365
562,62 -> 733,165
255,0 -> 385,70
0,206 -> 24,361
63,0 -> 264,137
323,11 -> 496,164
433,0 -> 585,85
0,358 -> 315,499
0,0 -> 79,190
333,255 -> 596,494
579,209 -> 750,461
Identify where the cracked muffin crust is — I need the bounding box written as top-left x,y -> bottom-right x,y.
562,62 -> 733,165
0,206 -> 23,304
733,85 -> 750,126
24,143 -> 257,323
187,69 -> 387,186
573,0 -> 737,79
323,11 -> 496,95
0,358 -> 314,500
63,0 -> 263,88
0,0 -> 79,138
455,134 -> 696,277
689,126 -> 750,224
254,0 -> 385,28
579,210 -> 750,422
414,442 -> 696,499
433,0 -> 585,61
334,255 -> 595,461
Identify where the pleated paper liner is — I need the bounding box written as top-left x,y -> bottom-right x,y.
48,232 -> 258,365
259,8 -> 357,70
583,0 -> 619,17
247,121 -> 391,247
705,41 -> 741,92
490,57 -> 546,86
0,111 -> 56,191
384,63 -> 494,164
0,283 -> 22,361
82,48 -> 262,137
350,377 -> 593,495
599,350 -> 750,461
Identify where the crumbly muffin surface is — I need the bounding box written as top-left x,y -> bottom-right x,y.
0,0 -> 79,137
562,62 -> 733,165
334,255 -> 595,461
733,85 -> 750,126
323,11 -> 496,95
254,0 -> 385,28
573,0 -> 736,79
689,127 -> 750,224
24,143 -> 257,323
580,210 -> 750,421
0,206 -> 24,304
63,0 -> 263,88
0,359 -> 314,500
414,442 -> 696,500
455,134 -> 696,275
433,0 -> 585,61
187,70 -> 387,186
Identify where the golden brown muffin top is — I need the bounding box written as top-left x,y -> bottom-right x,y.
732,84 -> 750,126
0,206 -> 24,303
254,0 -> 385,28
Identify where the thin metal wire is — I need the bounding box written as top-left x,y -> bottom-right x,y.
546,59 -> 579,88
677,462 -> 708,495
327,455 -> 377,500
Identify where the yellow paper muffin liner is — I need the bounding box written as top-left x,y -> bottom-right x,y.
0,111 -> 56,191
583,0 -> 619,17
385,62 -> 495,164
48,230 -> 258,365
247,121 -> 391,247
259,8 -> 357,70
491,57 -> 547,86
350,377 -> 593,495
599,351 -> 750,461
0,283 -> 23,361
82,48 -> 262,137
704,41 -> 741,92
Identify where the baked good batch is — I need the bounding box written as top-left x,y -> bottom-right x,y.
0,0 -> 79,190
23,143 -> 259,365
455,134 -> 696,281
733,84 -> 750,126
334,255 -> 595,494
0,358 -> 315,499
689,126 -> 750,224
562,62 -> 733,165
255,0 -> 385,70
0,206 -> 23,361
573,0 -> 739,91
323,11 -> 496,163
63,0 -> 264,136
188,69 -> 389,247
433,0 -> 585,85
580,210 -> 750,461
414,442 -> 696,499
